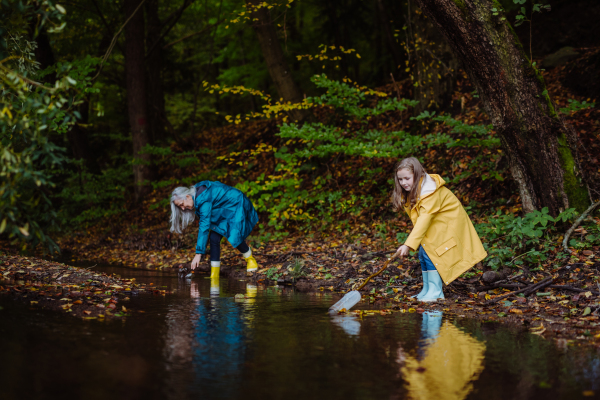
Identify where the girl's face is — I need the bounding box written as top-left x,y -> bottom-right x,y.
396,168 -> 414,192
174,195 -> 194,211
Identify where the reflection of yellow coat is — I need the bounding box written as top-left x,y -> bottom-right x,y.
404,175 -> 487,284
401,322 -> 485,400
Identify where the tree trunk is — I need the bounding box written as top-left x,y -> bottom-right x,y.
375,0 -> 404,73
124,0 -> 153,200
414,0 -> 589,214
145,0 -> 166,144
245,0 -> 310,122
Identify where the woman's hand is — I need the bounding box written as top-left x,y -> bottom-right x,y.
191,254 -> 202,270
396,244 -> 411,257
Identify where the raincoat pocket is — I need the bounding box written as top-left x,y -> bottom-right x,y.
435,238 -> 457,257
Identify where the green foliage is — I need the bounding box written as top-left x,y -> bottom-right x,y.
512,0 -> 550,27
223,75 -> 499,233
559,99 -> 595,115
289,257 -> 307,279
476,207 -> 578,270
56,164 -> 131,225
0,8 -> 99,253
265,267 -> 282,281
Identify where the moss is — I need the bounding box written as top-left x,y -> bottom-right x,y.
453,0 -> 467,11
452,0 -> 469,19
556,132 -> 589,213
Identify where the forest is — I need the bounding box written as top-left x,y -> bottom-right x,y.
2,0 -> 600,349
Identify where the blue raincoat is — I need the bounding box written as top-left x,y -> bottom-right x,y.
194,181 -> 259,255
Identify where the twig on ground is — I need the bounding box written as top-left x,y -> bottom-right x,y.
548,285 -> 600,296
486,276 -> 554,304
563,200 -> 600,253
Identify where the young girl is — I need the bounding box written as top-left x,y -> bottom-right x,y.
170,181 -> 259,278
392,157 -> 487,302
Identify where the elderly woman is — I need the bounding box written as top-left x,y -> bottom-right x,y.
170,180 -> 259,278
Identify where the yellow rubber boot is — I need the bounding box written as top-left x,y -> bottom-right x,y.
246,256 -> 258,273
206,261 -> 220,279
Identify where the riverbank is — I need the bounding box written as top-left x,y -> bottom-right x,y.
2,242 -> 599,346
0,253 -> 160,319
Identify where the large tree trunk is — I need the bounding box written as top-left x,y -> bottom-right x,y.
124,0 -> 153,200
414,0 -> 589,214
245,0 -> 310,122
145,0 -> 166,144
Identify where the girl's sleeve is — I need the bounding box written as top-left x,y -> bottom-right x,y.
404,197 -> 439,251
195,200 -> 213,254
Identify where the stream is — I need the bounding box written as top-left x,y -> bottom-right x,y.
0,264 -> 599,400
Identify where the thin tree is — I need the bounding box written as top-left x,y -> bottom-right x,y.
245,0 -> 310,122
124,0 -> 153,200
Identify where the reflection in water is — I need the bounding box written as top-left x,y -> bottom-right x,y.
192,297 -> 246,398
330,313 -> 361,336
398,311 -> 485,400
163,279 -> 260,399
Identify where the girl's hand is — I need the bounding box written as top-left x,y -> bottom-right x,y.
396,244 -> 410,257
191,254 -> 202,270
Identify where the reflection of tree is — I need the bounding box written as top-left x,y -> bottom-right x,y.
396,312 -> 485,400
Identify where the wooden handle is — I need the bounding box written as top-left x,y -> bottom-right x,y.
356,252 -> 401,291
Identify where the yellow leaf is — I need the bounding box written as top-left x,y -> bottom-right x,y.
19,224 -> 29,237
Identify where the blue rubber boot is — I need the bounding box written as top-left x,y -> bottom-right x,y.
423,311 -> 443,339
411,271 -> 429,300
420,269 -> 445,302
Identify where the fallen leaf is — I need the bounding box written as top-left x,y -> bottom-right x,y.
509,308 -> 523,314
83,310 -> 92,315
73,300 -> 82,305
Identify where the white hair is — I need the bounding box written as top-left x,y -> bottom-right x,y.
170,186 -> 196,234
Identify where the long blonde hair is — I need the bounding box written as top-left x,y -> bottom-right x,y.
391,157 -> 427,212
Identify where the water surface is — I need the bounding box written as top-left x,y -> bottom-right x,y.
0,265 -> 599,400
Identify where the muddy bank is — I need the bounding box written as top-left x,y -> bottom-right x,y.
0,254 -> 164,319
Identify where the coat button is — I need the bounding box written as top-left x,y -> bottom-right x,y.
445,247 -> 448,250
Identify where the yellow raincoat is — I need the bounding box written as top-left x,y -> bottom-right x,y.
400,322 -> 485,400
404,174 -> 487,285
